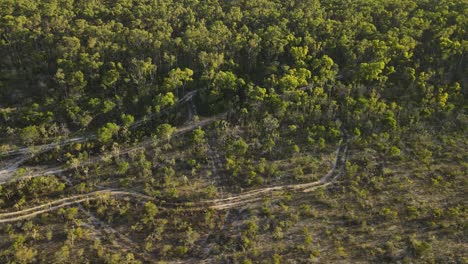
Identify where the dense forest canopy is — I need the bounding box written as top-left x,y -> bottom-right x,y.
0,0 -> 466,137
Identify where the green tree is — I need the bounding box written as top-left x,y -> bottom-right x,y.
163,68 -> 194,94
143,201 -> 158,225
97,123 -> 120,143
19,126 -> 40,145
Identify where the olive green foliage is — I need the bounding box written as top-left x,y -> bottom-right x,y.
0,0 -> 466,263
97,123 -> 120,143
0,0 -> 464,135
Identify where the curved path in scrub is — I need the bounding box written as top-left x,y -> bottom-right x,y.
202,142 -> 347,210
0,141 -> 348,223
0,90 -> 198,160
0,136 -> 93,158
0,190 -> 154,223
0,112 -> 224,185
0,187 -> 161,262
0,156 -> 29,179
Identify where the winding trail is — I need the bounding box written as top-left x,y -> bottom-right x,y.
0,113 -> 225,185
0,198 -> 97,223
56,173 -> 157,263
0,156 -> 29,180
0,90 -> 198,162
0,190 -> 153,220
74,195 -> 156,263
192,141 -> 344,207
0,140 -> 347,223
0,91 -> 351,263
0,136 -> 92,158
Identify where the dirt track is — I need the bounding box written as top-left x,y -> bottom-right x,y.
0,190 -> 155,223
0,91 -> 199,160
0,90 -> 200,184
0,141 -> 347,223
0,113 -> 225,185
